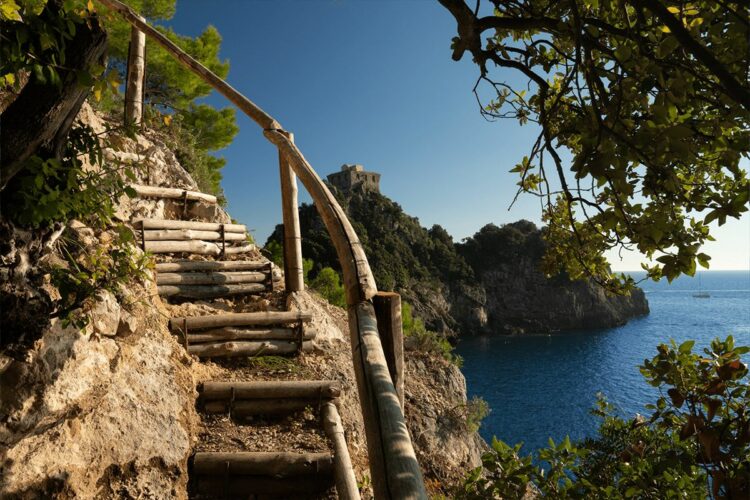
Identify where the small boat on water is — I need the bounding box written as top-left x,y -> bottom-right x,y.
693,274 -> 710,298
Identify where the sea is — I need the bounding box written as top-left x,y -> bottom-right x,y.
455,270 -> 750,455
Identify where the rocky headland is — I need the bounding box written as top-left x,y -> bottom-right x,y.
270,188 -> 649,337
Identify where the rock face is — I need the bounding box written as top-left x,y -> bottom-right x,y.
457,221 -> 649,334
0,279 -> 197,499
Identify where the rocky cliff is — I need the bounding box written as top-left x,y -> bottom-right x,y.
457,221 -> 649,334
270,189 -> 649,337
0,103 -> 483,498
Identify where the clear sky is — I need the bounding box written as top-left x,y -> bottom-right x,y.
166,0 -> 749,271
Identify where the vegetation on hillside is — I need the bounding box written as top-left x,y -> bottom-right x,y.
97,0 -> 237,199
457,336 -> 749,499
441,0 -> 749,292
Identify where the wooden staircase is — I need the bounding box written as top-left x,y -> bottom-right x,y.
129,187 -> 359,498
190,380 -> 358,499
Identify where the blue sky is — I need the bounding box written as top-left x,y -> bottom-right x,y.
166,0 -> 749,271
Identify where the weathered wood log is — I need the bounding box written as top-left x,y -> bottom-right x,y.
349,301 -> 425,499
124,23 -> 145,127
144,229 -> 245,241
156,271 -> 266,286
187,340 -> 311,358
144,240 -> 255,255
264,131 -> 377,305
193,475 -> 332,496
155,260 -> 269,272
199,380 -> 341,401
322,402 -> 361,500
373,292 -> 405,410
136,218 -> 246,233
98,0 -> 281,131
202,397 -> 320,415
187,327 -> 315,343
192,451 -> 333,476
158,283 -> 266,299
1,0 -> 108,191
170,311 -> 312,331
279,132 -> 304,292
130,184 -> 217,203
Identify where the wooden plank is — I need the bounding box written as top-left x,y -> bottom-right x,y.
156,271 -> 266,285
373,292 -> 405,409
155,260 -> 268,272
349,302 -> 425,499
279,132 -> 304,292
144,229 -> 245,241
170,311 -> 312,331
202,397 -> 319,415
192,451 -> 333,476
124,23 -> 145,126
322,402 -> 361,500
136,218 -> 246,233
186,340 -> 310,358
199,380 -> 341,401
130,184 -> 217,203
157,283 -> 266,299
187,327 -> 315,343
144,240 -> 255,255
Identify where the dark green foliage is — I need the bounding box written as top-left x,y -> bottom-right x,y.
263,240 -> 283,268
266,189 -> 475,305
5,123 -> 136,228
442,0 -> 750,292
457,220 -> 545,271
96,0 -> 238,197
456,336 -> 749,499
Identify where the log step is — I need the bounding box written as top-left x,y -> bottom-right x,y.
135,218 -> 246,233
158,283 -> 267,299
156,271 -> 268,286
144,240 -> 255,256
190,452 -> 334,496
130,184 -> 217,204
198,380 -> 341,402
187,326 -> 316,344
144,229 -> 247,241
187,339 -> 312,358
155,260 -> 270,272
170,311 -> 312,331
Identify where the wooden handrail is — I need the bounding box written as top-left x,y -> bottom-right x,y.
99,1 -> 426,497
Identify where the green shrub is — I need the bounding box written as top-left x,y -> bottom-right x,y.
309,267 -> 346,308
465,396 -> 490,433
456,336 -> 750,499
403,302 -> 463,367
52,225 -> 149,328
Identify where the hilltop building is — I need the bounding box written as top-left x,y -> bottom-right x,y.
326,164 -> 380,194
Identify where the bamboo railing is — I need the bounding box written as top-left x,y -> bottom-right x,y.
98,1 -> 426,497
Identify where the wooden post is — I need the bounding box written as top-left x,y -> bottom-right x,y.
321,402 -> 361,500
373,292 -> 405,409
124,22 -> 145,127
279,132 -> 304,292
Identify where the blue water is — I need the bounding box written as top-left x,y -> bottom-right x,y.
456,270 -> 750,455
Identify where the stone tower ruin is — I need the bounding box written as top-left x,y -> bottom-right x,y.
326,164 -> 380,194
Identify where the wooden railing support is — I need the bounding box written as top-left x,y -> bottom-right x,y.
373,292 -> 405,409
278,132 -> 304,292
124,22 -> 145,127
